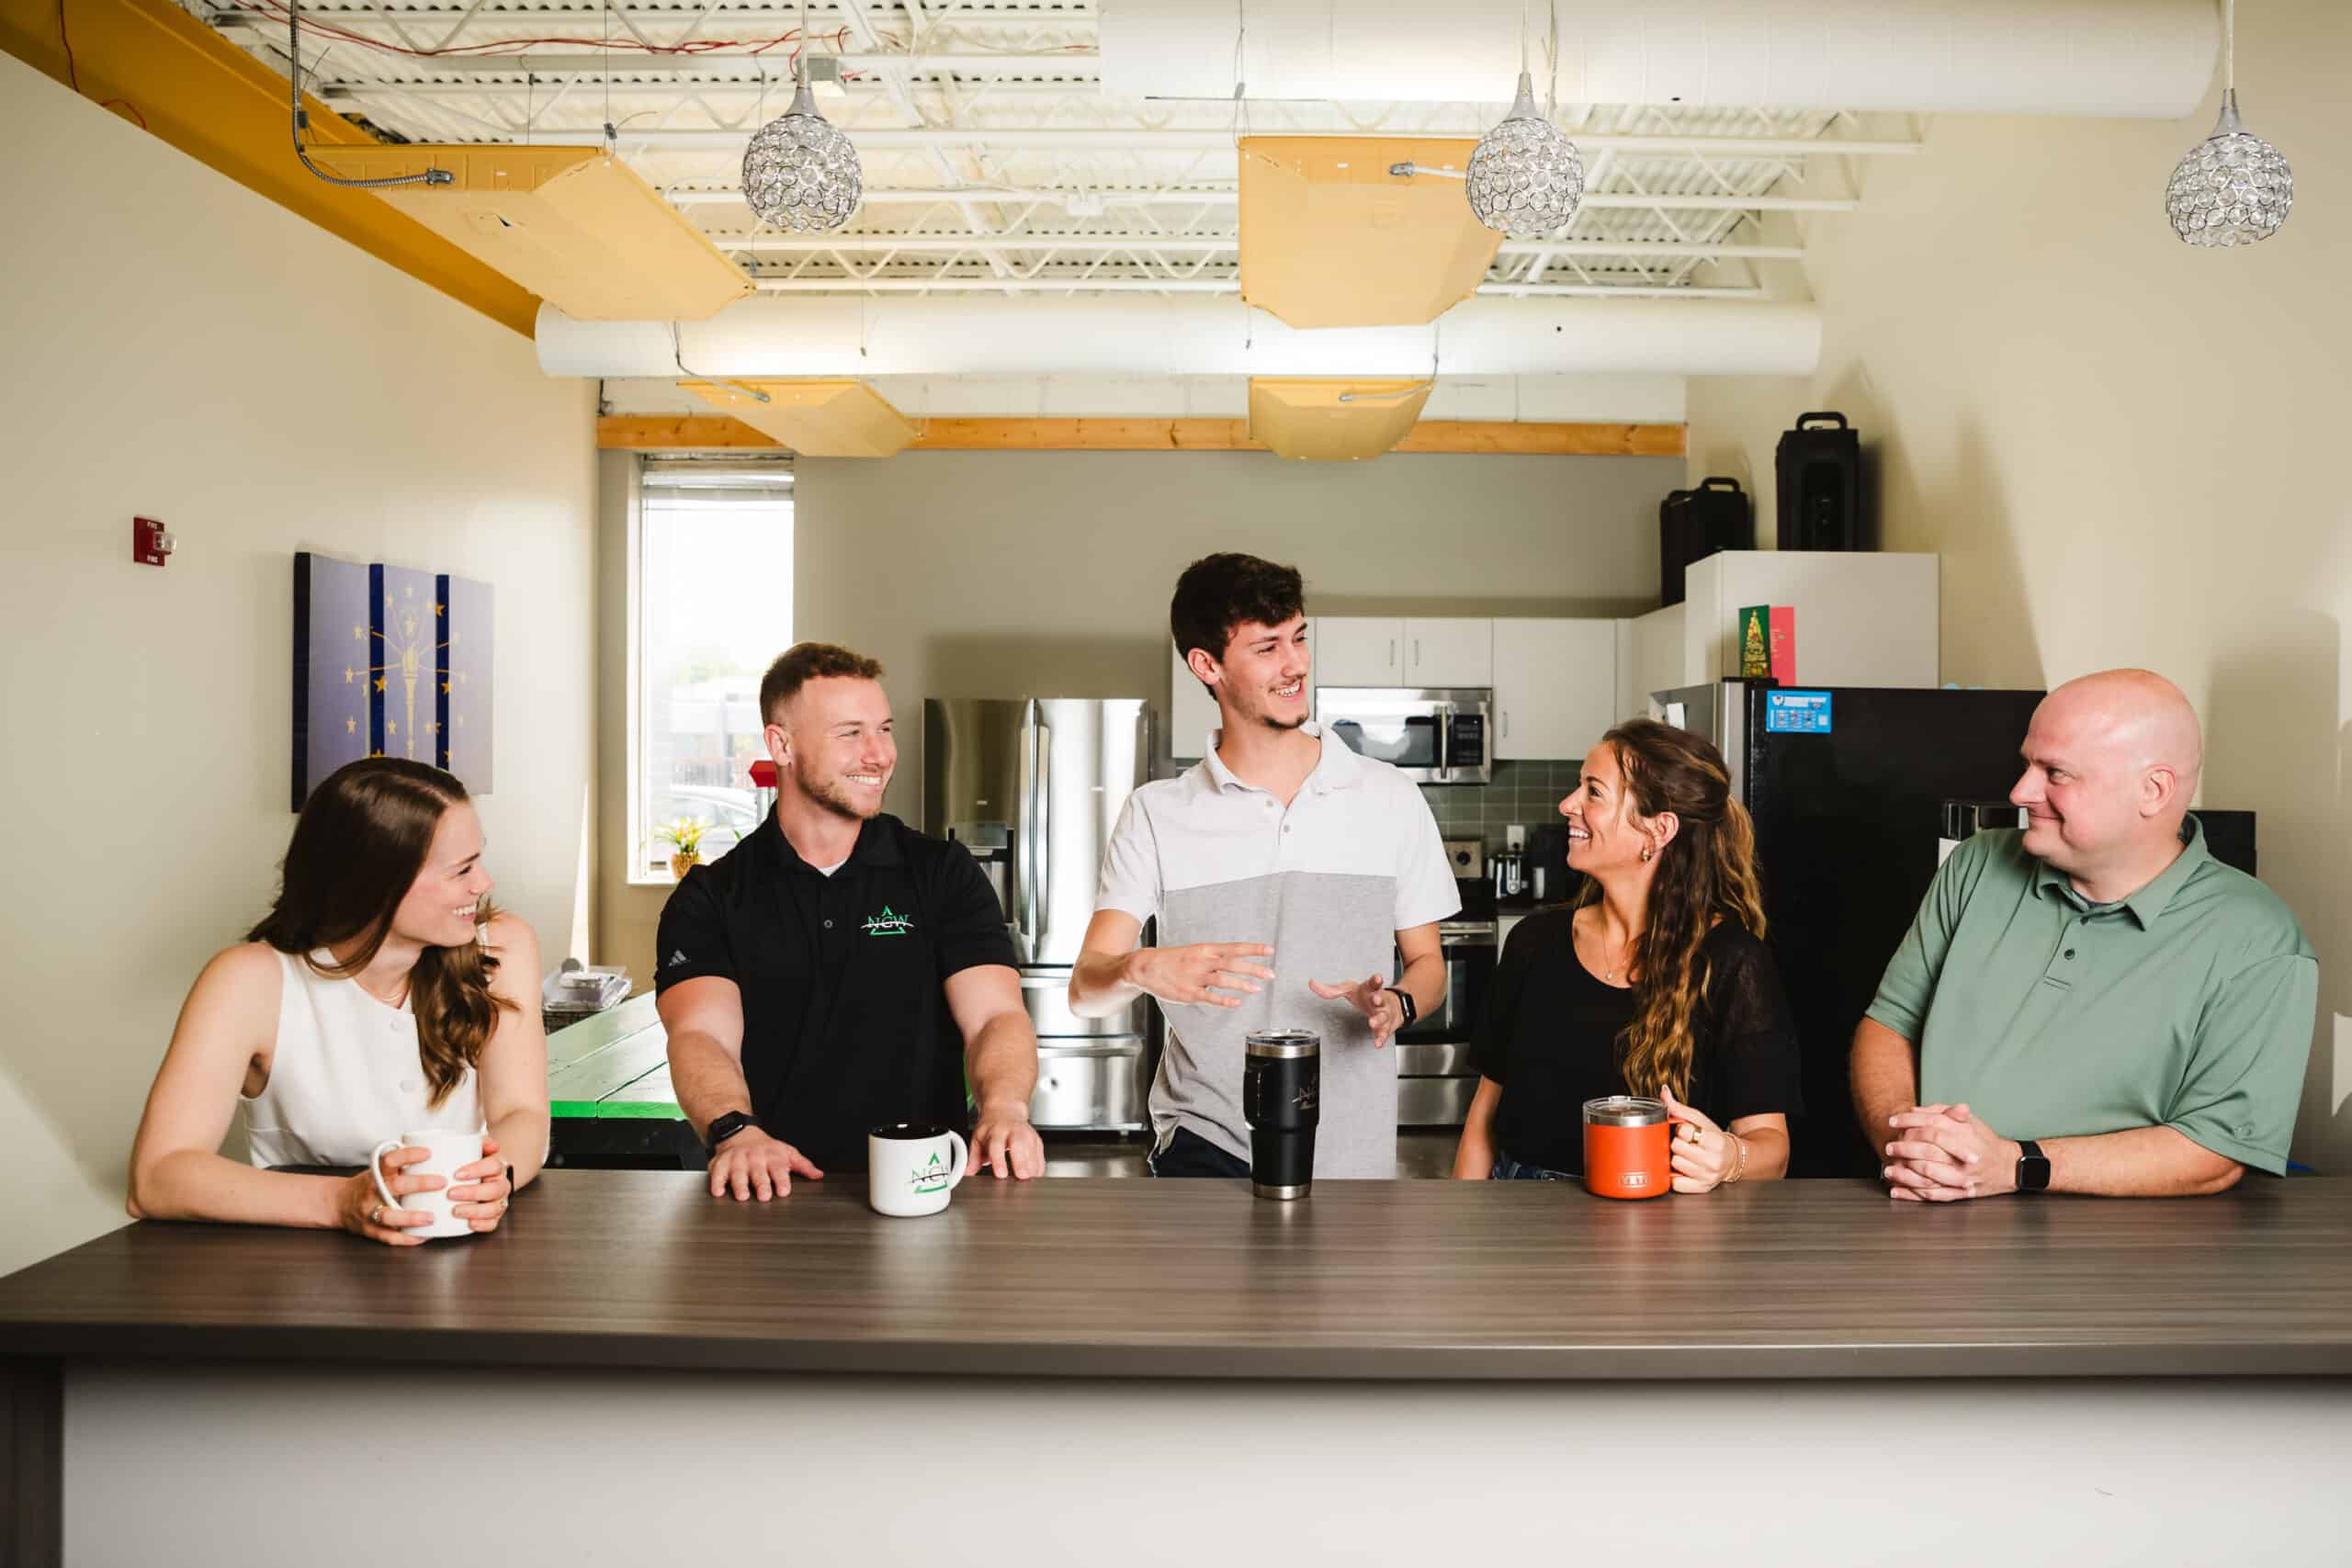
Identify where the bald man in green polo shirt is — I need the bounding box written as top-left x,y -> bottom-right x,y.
1853,670 -> 2316,1200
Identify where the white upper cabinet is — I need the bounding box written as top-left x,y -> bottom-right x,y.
1493,619 -> 1620,761
1403,618 -> 1493,687
1310,616 -> 1404,686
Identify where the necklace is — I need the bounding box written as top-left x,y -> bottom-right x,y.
1577,911 -> 1635,985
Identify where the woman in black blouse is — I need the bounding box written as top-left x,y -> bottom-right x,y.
1453,718 -> 1799,1188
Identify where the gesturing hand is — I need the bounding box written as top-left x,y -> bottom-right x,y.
1306,973 -> 1405,1046
1129,942 -> 1275,1009
1883,1103 -> 2018,1201
708,1126 -> 823,1201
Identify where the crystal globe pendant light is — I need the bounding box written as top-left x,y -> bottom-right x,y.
1465,9 -> 1583,240
2165,0 -> 2292,246
741,0 -> 862,232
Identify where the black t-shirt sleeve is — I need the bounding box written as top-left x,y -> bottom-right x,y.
1471,916 -> 1541,1084
930,840 -> 1020,979
653,867 -> 736,993
1702,930 -> 1804,1123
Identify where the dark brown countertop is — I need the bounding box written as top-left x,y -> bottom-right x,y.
4,1173 -> 2349,1381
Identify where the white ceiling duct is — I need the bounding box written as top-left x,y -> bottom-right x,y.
1101,0 -> 2219,118
537,297 -> 1821,380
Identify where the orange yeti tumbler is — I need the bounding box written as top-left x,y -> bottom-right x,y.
1582,1096 -> 1675,1200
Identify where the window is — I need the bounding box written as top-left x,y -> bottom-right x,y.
634,459 -> 794,880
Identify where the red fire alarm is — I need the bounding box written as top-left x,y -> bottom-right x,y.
132,516 -> 176,567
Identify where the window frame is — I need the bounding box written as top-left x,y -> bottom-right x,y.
628,457 -> 795,886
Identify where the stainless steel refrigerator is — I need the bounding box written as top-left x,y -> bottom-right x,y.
922,698 -> 1156,1132
1653,679 -> 2047,1178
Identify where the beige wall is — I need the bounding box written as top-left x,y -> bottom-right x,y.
0,59 -> 598,1275
1685,0 -> 2351,1168
599,446 -> 1679,970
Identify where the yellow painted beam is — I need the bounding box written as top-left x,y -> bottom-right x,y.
681,380 -> 920,457
598,414 -> 1689,457
0,0 -> 541,335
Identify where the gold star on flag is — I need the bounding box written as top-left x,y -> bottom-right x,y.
374,677 -> 386,692
404,584 -> 414,598
435,603 -> 445,615
457,716 -> 466,728
353,625 -> 364,639
388,721 -> 397,737
429,721 -> 440,734
345,668 -> 354,683
440,682 -> 450,694
345,717 -> 356,734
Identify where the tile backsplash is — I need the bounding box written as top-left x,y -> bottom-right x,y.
1419,760 -> 1578,849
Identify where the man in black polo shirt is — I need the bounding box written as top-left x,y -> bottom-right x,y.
656,642 -> 1045,1199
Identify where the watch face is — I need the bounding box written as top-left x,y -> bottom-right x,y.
2019,1155 -> 2052,1191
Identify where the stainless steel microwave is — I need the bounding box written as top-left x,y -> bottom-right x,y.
1313,688 -> 1493,784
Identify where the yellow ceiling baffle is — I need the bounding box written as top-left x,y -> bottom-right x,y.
307,144 -> 753,321
1238,137 -> 1500,330
1247,378 -> 1434,462
679,380 -> 922,458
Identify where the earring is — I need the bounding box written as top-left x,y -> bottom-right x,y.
1639,843 -> 1655,863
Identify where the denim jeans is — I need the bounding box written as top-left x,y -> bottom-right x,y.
1147,1125 -> 1252,1179
1490,1151 -> 1575,1181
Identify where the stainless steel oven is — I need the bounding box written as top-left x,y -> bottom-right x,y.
1314,688 -> 1492,784
1395,917 -> 1495,1125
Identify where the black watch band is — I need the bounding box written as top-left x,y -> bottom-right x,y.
1385,987 -> 1418,1027
704,1111 -> 760,1152
2015,1137 -> 2052,1193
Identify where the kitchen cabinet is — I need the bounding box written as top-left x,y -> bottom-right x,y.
1313,616 -> 1491,688
1492,618 -> 1617,761
1310,616 -> 1403,685
1403,618 -> 1492,687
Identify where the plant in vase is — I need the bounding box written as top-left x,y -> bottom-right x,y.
652,817 -> 716,879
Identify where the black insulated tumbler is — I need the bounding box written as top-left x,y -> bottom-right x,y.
1243,1031 -> 1320,1200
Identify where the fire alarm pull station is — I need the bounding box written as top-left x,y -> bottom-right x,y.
133,516 -> 175,567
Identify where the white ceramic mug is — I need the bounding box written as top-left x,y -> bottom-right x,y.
868,1123 -> 969,1218
368,1129 -> 487,1240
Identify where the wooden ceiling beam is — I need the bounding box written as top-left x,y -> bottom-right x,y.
598,414 -> 1687,457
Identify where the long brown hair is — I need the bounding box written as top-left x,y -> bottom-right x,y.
250,758 -> 512,1109
1576,718 -> 1768,1100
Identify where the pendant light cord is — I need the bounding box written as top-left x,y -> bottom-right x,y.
2223,0 -> 2234,92
288,0 -> 449,186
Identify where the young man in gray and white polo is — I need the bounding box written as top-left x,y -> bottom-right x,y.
1069,553 -> 1458,1178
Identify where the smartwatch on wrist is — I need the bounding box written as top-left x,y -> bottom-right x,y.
704,1111 -> 760,1153
2015,1138 -> 2052,1193
1384,987 -> 1418,1027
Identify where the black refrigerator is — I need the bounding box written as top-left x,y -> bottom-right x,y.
1656,680 -> 2046,1178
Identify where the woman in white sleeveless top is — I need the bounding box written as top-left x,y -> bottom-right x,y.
128,759 -> 548,1245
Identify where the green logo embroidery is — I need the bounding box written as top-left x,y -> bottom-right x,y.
863,906 -> 913,937
912,1151 -> 949,1194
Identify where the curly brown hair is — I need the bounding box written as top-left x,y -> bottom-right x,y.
251,759 -> 513,1111
1577,718 -> 1770,1100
